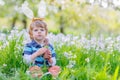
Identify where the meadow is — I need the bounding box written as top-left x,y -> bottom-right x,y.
1,0 -> 120,80
0,29 -> 120,80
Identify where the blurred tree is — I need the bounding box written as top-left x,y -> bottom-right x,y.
0,0 -> 120,36
46,0 -> 87,34
0,0 -> 26,29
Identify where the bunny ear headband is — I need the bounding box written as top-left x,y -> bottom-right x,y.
20,0 -> 46,21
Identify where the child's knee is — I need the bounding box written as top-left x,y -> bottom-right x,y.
28,66 -> 43,78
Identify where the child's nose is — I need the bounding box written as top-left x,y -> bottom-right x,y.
38,30 -> 41,33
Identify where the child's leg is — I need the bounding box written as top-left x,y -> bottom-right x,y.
48,66 -> 60,77
28,66 -> 43,78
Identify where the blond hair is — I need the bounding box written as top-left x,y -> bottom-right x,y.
29,18 -> 48,39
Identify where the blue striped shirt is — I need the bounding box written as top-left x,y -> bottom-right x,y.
23,40 -> 56,67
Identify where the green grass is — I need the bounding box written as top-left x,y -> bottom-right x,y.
0,34 -> 120,80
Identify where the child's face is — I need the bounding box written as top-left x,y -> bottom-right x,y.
32,27 -> 47,42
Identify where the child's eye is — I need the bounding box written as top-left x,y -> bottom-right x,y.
34,29 -> 38,31
40,29 -> 44,31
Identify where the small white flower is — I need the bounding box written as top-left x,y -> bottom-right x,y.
70,41 -> 75,45
66,64 -> 74,68
85,58 -> 90,63
3,64 -> 7,67
72,55 -> 77,58
26,70 -> 30,75
63,52 -> 72,59
66,60 -> 76,68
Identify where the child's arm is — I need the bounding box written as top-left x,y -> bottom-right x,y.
48,57 -> 56,66
43,50 -> 56,65
43,49 -> 52,59
44,44 -> 56,66
43,38 -> 56,66
23,46 -> 48,64
31,47 -> 48,60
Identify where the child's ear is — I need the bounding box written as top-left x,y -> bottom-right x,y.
45,32 -> 48,35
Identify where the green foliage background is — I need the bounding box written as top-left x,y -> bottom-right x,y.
0,0 -> 120,36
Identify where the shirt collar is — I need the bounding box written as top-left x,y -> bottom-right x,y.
31,40 -> 42,48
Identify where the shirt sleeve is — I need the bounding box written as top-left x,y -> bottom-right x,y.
49,44 -> 56,57
48,57 -> 56,66
23,54 -> 33,64
23,44 -> 33,64
48,44 -> 56,66
23,44 -> 33,55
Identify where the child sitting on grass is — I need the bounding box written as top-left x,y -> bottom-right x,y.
23,18 -> 60,78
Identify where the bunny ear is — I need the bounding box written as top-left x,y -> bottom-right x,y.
38,0 -> 47,18
21,1 -> 34,19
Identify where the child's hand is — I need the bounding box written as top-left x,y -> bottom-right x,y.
31,48 -> 48,61
44,38 -> 49,46
43,49 -> 51,60
47,58 -> 53,64
37,47 -> 48,55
